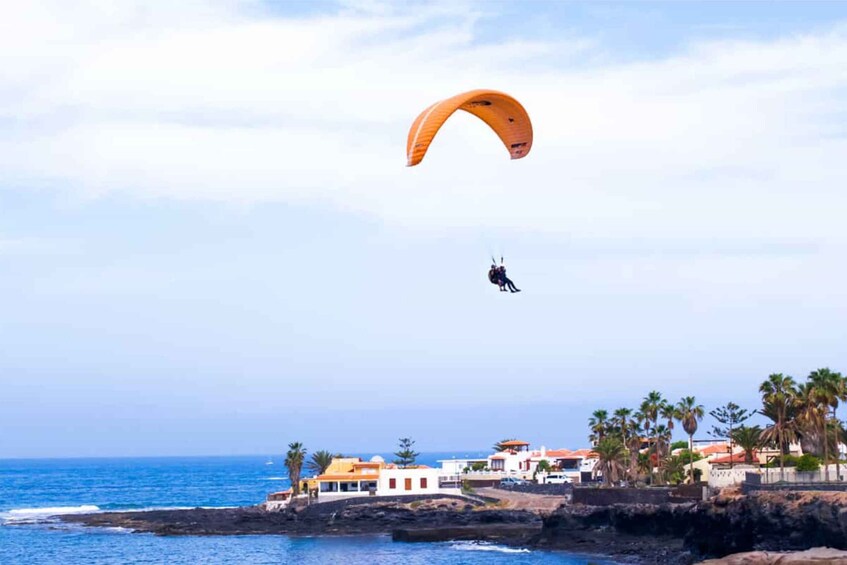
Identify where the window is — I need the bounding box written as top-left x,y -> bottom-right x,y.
404,478 -> 412,491
389,478 -> 396,489
420,477 -> 428,489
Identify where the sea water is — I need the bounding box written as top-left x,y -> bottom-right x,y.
0,454 -> 618,564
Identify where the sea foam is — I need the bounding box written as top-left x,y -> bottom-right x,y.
2,505 -> 100,525
450,541 -> 531,554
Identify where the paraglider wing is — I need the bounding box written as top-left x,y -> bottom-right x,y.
406,89 -> 533,167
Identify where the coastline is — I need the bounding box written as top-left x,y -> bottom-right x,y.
58,490 -> 847,564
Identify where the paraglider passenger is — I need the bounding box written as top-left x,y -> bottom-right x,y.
488,264 -> 506,291
498,265 -> 520,293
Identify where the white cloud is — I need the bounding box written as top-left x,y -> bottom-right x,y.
1,0 -> 846,248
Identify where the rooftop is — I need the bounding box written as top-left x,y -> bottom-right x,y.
499,440 -> 530,447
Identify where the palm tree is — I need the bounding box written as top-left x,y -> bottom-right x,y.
588,410 -> 610,445
306,450 -> 335,476
626,416 -> 646,484
662,454 -> 687,485
675,396 -> 705,484
640,391 -> 664,485
795,382 -> 824,457
653,424 -> 671,483
285,442 -> 307,495
732,425 -> 763,465
593,437 -> 627,487
759,373 -> 798,481
809,368 -> 845,481
613,408 -> 633,447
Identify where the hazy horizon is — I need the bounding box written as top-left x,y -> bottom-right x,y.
2,1 -> 846,458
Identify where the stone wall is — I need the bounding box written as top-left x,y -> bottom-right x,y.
496,483 -> 573,496
572,487 -> 672,506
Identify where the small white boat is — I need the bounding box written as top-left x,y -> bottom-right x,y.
265,459 -> 274,466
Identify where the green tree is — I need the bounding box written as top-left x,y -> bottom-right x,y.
306,450 -> 335,476
588,409 -> 610,445
626,417 -> 646,484
662,455 -> 687,485
593,437 -> 626,487
640,391 -> 665,484
534,459 -> 552,480
796,453 -> 821,473
759,373 -> 798,481
732,425 -> 763,465
394,437 -> 420,468
709,402 -> 752,469
675,396 -> 705,484
809,368 -> 845,481
613,408 -> 633,446
285,442 -> 307,495
795,382 -> 824,457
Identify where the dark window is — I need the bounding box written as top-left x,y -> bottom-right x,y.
389,478 -> 396,489
405,478 -> 412,491
420,477 -> 428,489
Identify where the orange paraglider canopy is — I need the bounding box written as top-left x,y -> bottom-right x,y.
406,89 -> 533,167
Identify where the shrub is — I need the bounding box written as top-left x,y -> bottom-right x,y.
470,461 -> 487,472
796,454 -> 821,472
671,440 -> 689,451
765,454 -> 799,468
676,450 -> 703,463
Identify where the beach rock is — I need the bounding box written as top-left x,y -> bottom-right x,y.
538,491 -> 847,563
60,497 -> 540,540
699,547 -> 847,564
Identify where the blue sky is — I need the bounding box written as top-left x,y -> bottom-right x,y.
1,1 -> 846,458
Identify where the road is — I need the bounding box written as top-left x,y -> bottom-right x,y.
476,487 -> 566,513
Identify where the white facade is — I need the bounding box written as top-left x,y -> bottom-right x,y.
378,468 -> 443,496
438,458 -> 487,475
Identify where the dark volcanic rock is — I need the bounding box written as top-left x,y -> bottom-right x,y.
60,499 -> 540,541
537,491 -> 847,563
685,492 -> 847,557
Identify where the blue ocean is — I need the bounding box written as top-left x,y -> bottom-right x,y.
0,454 -> 616,564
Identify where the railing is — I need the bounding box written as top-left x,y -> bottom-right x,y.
759,466 -> 847,485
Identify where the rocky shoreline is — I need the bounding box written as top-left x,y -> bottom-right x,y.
59,491 -> 847,564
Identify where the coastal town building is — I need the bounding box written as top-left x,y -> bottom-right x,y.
438,441 -> 599,485
279,456 -> 461,504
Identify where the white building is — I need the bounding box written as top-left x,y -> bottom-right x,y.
379,467 -> 443,495
438,441 -> 599,484
308,456 -> 459,502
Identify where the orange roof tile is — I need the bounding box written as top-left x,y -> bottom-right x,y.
499,440 -> 530,447
545,449 -> 573,458
710,452 -> 757,465
316,473 -> 379,481
699,444 -> 731,456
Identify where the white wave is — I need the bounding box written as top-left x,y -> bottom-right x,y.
265,477 -> 288,481
2,505 -> 100,525
450,541 -> 531,554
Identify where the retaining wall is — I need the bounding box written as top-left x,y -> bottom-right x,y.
572,487 -> 673,506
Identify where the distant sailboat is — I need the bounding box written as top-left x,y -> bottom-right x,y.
265,458 -> 274,466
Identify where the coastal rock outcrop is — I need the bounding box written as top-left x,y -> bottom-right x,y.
538,491 -> 847,562
698,547 -> 847,564
60,497 -> 541,540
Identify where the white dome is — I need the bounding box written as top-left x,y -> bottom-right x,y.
370,455 -> 385,463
